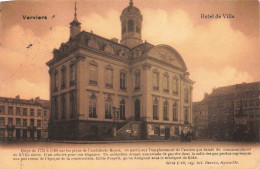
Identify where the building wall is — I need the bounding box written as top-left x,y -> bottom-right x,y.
0,98 -> 50,141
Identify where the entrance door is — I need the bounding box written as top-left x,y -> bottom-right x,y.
23,129 -> 27,139
165,128 -> 170,140
37,130 -> 41,140
134,99 -> 140,121
30,130 -> 34,139
16,129 -> 20,140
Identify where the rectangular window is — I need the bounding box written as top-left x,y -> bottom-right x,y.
16,118 -> 21,126
23,119 -> 27,127
54,71 -> 58,91
44,110 -> 47,117
23,108 -> 27,116
154,127 -> 160,136
37,109 -> 41,117
37,120 -> 41,127
120,72 -> 127,90
30,109 -> 34,117
8,106 -> 13,115
0,129 -> 4,138
105,68 -> 113,88
30,119 -> 34,127
89,64 -> 98,85
8,118 -> 13,125
172,78 -> 178,95
0,117 -> 5,126
16,107 -> 21,115
163,74 -> 169,92
0,106 -> 4,114
61,67 -> 66,89
152,72 -> 159,90
134,71 -> 140,90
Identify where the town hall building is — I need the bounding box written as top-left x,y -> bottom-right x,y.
46,0 -> 194,140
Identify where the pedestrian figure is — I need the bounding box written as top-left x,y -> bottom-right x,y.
181,130 -> 184,142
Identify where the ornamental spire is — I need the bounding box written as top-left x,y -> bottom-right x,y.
130,0 -> 133,6
74,2 -> 78,21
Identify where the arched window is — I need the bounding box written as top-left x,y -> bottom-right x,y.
89,61 -> 98,85
61,66 -> 66,89
105,97 -> 112,119
184,88 -> 189,103
173,77 -> 178,95
54,70 -> 58,91
53,97 -> 58,120
128,19 -> 134,32
61,95 -> 66,119
70,62 -> 76,86
89,94 -> 97,118
153,99 -> 159,120
163,101 -> 168,121
173,103 -> 178,121
70,92 -> 76,119
120,99 -> 125,120
184,107 -> 189,124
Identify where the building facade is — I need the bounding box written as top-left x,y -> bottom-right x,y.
0,96 -> 50,141
47,1 -> 194,140
234,82 -> 260,141
192,100 -> 209,139
192,82 -> 260,141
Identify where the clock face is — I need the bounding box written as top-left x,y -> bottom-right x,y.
147,45 -> 186,70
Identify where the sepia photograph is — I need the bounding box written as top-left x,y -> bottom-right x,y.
0,0 -> 259,168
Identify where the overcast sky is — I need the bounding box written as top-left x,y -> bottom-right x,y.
0,0 -> 259,101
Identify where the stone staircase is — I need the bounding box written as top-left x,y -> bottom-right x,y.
116,120 -> 144,140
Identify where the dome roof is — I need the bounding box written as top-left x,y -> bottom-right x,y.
121,1 -> 142,16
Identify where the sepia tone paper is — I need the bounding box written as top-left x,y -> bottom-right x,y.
0,0 -> 259,168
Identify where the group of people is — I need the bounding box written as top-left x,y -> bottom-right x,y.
181,130 -> 194,142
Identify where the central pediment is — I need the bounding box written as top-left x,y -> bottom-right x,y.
146,45 -> 187,71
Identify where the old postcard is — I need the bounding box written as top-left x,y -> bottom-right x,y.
0,0 -> 259,168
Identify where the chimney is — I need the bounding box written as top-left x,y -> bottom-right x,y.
16,95 -> 20,99
111,38 -> 119,43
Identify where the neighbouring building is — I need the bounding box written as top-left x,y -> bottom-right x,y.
192,81 -> 260,141
192,99 -> 209,139
0,96 -> 50,141
234,82 -> 260,141
46,1 -> 194,140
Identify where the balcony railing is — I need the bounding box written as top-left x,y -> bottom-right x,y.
89,80 -> 98,85
164,89 -> 169,93
163,117 -> 169,121
153,86 -> 159,91
105,83 -> 113,88
89,114 -> 97,118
